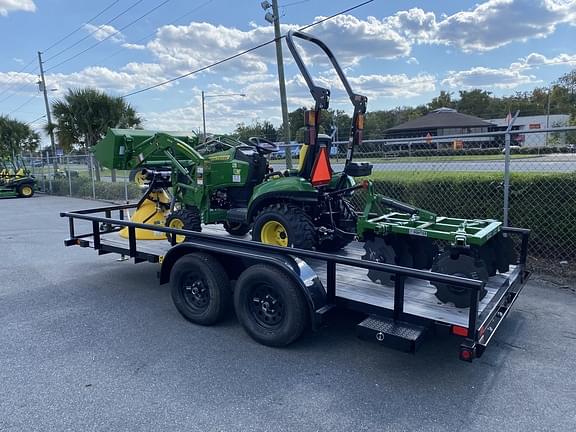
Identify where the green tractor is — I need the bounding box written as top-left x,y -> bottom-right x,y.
94,30 -> 519,307
0,157 -> 36,198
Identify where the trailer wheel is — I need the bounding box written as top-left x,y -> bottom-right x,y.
170,253 -> 231,325
234,264 -> 308,347
17,184 -> 34,198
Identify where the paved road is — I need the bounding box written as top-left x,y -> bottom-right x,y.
1,195 -> 575,431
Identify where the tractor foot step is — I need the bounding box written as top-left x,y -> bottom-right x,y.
356,315 -> 428,353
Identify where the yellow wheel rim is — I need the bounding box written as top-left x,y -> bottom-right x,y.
134,171 -> 147,186
261,220 -> 288,247
168,218 -> 185,243
21,186 -> 33,197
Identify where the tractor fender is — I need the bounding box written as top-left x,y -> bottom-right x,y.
159,241 -> 326,329
247,176 -> 319,222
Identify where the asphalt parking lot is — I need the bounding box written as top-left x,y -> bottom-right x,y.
1,195 -> 575,431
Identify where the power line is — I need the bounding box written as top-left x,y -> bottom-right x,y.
26,114 -> 47,125
95,0 -> 214,64
121,0 -> 375,98
45,0 -> 173,72
0,59 -> 38,97
44,0 -> 146,63
0,81 -> 37,104
43,0 -> 121,53
7,94 -> 40,116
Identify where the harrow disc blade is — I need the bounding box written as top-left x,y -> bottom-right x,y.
363,237 -> 397,285
431,251 -> 489,308
409,237 -> 438,270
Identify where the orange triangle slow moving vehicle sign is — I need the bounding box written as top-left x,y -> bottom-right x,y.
311,146 -> 332,186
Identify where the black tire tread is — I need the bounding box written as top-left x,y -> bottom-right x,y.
234,264 -> 308,347
252,203 -> 316,250
170,253 -> 231,325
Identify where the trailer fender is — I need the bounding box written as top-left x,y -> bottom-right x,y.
159,243 -> 327,328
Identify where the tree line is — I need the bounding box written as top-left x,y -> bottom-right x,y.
234,69 -> 576,141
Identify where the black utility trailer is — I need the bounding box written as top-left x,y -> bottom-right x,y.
61,203 -> 530,362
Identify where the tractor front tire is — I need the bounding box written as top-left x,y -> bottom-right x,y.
252,203 -> 316,250
170,253 -> 231,325
166,208 -> 202,244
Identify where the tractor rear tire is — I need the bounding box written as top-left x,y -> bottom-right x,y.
170,253 -> 231,325
166,207 -> 202,244
252,203 -> 316,250
17,184 -> 34,198
223,221 -> 250,236
234,264 -> 308,347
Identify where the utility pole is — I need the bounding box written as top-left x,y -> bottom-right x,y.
262,0 -> 292,168
38,51 -> 57,170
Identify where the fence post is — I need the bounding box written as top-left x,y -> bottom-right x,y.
67,155 -> 72,196
502,111 -> 519,227
124,169 -> 129,203
502,132 -> 511,227
90,153 -> 96,200
47,154 -> 52,194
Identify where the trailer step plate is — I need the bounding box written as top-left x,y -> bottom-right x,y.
356,316 -> 428,353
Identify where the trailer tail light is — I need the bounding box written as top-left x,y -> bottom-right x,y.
459,347 -> 474,362
452,325 -> 469,337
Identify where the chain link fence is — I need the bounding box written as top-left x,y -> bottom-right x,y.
22,153 -> 141,203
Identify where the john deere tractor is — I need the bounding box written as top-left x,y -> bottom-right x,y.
94,30 -> 519,308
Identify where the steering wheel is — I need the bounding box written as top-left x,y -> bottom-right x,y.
248,137 -> 279,155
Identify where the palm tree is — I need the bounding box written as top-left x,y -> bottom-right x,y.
50,88 -> 142,181
0,115 -> 40,158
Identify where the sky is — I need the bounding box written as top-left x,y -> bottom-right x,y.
0,0 -> 575,146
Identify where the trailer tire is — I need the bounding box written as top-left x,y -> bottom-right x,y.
170,253 -> 231,325
234,264 -> 308,347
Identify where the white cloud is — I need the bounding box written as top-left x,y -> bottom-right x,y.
122,43 -> 146,50
512,52 -> 576,69
0,62 -> 170,96
434,0 -> 576,52
83,23 -> 124,43
442,66 -> 536,89
0,0 -> 35,16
